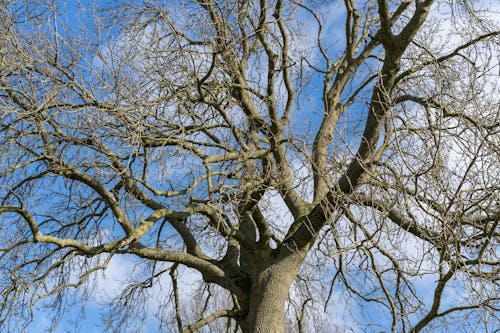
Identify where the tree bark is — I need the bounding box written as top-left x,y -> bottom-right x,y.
239,251 -> 306,333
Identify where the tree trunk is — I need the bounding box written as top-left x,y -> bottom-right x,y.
239,251 -> 306,333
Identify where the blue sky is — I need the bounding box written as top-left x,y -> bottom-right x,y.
2,0 -> 499,332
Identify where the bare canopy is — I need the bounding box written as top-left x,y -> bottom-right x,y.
0,0 -> 498,332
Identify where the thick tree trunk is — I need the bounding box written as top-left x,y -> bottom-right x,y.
239,251 -> 306,333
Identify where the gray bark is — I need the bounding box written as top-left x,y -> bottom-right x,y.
239,251 -> 306,333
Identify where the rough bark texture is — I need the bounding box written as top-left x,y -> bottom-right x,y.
244,253 -> 305,333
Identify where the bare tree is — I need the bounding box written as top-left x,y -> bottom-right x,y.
0,1 -> 498,332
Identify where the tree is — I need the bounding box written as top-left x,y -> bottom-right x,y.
0,0 -> 498,332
